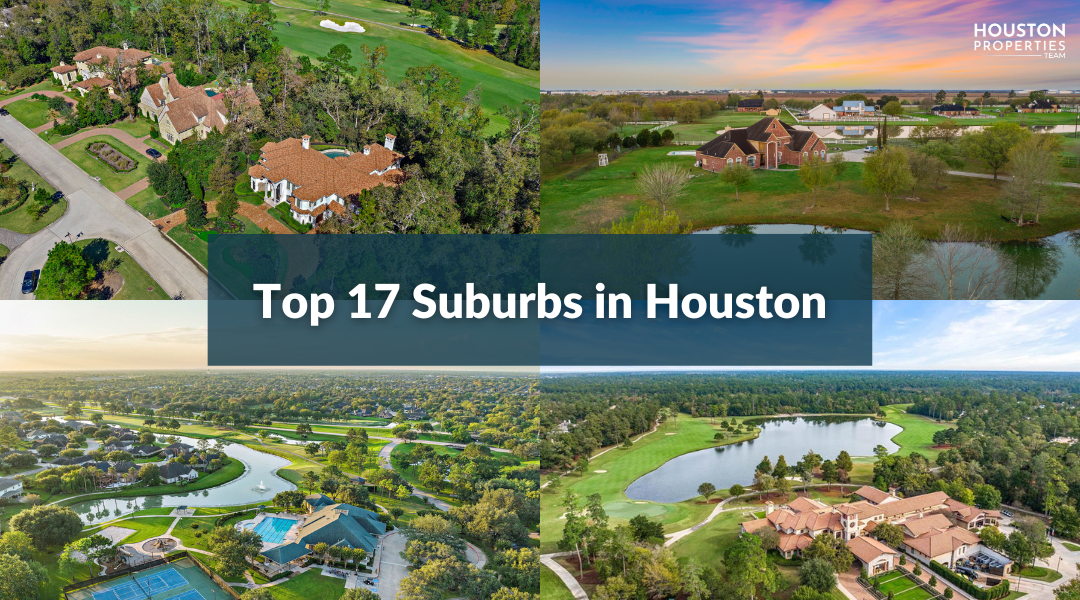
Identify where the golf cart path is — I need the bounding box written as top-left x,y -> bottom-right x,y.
539,553 -> 589,600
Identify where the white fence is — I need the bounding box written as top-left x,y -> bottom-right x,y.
627,120 -> 677,131
785,107 -> 927,123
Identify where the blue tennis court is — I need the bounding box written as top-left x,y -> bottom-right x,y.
248,516 -> 295,544
161,590 -> 206,600
92,569 -> 188,600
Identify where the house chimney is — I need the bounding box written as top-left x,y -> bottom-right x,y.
384,133 -> 396,152
724,125 -> 731,132
302,135 -> 310,150
159,73 -> 169,98
363,146 -> 370,155
122,41 -> 128,50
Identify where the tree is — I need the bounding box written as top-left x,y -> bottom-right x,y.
802,533 -> 853,574
882,100 -> 903,116
835,451 -> 853,474
730,484 -> 745,498
218,187 -> 240,223
0,553 -> 45,599
697,482 -> 716,501
37,241 -> 94,299
906,150 -> 948,197
390,507 -> 405,522
756,457 -> 773,475
430,4 -> 452,35
961,121 -> 1029,180
820,460 -> 839,490
831,151 -> 848,188
208,525 -> 263,577
9,504 -> 82,549
863,147 -> 914,212
799,557 -> 836,593
340,590 -> 380,600
922,223 -> 1008,300
872,221 -> 929,300
1004,134 -> 1060,225
636,162 -> 689,216
453,16 -> 470,43
185,195 -> 208,229
1053,504 -> 1080,540
724,533 -> 778,600
974,484 -> 1002,509
140,463 -> 161,486
720,162 -> 753,201
799,154 -> 833,209
241,590 -> 277,600
872,521 -> 904,548
1005,529 -> 1035,568
979,525 -> 1007,551
1055,577 -> 1080,600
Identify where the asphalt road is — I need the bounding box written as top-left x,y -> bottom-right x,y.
0,114 -> 207,299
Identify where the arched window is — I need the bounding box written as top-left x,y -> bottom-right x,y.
736,157 -> 742,164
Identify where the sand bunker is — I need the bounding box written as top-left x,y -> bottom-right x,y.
593,470 -> 607,473
665,432 -> 677,435
320,19 -> 365,33
98,526 -> 135,544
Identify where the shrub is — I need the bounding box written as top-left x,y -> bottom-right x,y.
912,564 -> 922,576
929,575 -> 937,587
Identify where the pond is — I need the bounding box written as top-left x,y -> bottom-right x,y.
624,416 -> 900,503
694,224 -> 1080,299
65,436 -> 295,524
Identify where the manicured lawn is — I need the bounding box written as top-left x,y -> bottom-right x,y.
0,194 -> 66,234
1062,541 -> 1080,551
58,135 -> 149,192
172,516 -> 225,551
873,572 -> 933,600
167,225 -> 209,267
540,145 -> 1080,241
0,243 -> 8,258
145,137 -> 172,154
539,566 -> 574,600
235,174 -> 265,206
73,237 -> 171,300
216,0 -> 537,133
4,98 -> 53,129
106,119 -> 155,138
126,187 -> 172,219
539,416 -> 760,553
879,404 -> 952,459
1016,565 -> 1063,582
266,569 -> 347,600
2,143 -> 58,195
88,516 -> 176,543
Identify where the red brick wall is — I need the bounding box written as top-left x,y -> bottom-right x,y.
696,146 -> 746,172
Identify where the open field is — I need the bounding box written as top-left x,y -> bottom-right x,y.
539,416 -> 760,553
266,569 -> 347,600
879,404 -> 952,459
219,0 -> 537,133
58,134 -> 149,192
539,145 -> 1080,240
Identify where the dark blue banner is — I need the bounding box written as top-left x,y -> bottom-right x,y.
207,234 -> 872,366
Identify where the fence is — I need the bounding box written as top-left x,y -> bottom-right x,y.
928,559 -> 1011,600
858,566 -> 944,600
62,552 -> 200,599
189,553 -> 243,600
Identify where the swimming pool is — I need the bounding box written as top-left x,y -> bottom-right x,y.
248,516 -> 295,544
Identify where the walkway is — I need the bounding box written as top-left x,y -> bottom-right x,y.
0,114 -> 207,299
377,440 -> 451,510
51,126 -> 160,157
539,553 -> 588,600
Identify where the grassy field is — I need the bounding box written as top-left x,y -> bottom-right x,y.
126,187 -> 172,219
539,145 -> 1080,240
217,0 -> 537,133
0,243 -> 7,258
879,404 -> 952,459
1,143 -> 66,233
539,565 -> 575,600
58,135 -> 148,192
4,97 -> 54,129
539,416 -> 760,553
167,225 -> 209,266
73,237 -> 171,300
266,569 -> 347,600
1016,565 -> 1063,582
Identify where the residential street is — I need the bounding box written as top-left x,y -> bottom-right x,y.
0,113 -> 207,299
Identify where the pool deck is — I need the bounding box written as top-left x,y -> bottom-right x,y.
239,512 -> 305,551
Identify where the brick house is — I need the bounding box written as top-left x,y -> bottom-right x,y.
736,98 -> 764,112
695,117 -> 827,171
148,80 -> 260,145
1019,99 -> 1059,113
247,134 -> 404,227
931,104 -> 979,116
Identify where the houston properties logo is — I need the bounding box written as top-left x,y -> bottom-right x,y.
974,23 -> 1065,58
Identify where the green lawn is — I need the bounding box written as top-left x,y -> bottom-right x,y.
217,0 -> 537,133
126,187 -> 172,219
1062,541 -> 1080,551
539,566 -> 574,600
266,569 -> 347,600
873,572 -> 932,600
539,416 -> 760,553
0,243 -> 8,258
1016,565 -> 1063,582
4,97 -> 54,129
72,237 -> 171,300
58,135 -> 149,192
167,225 -> 209,267
540,145 -> 1080,241
879,404 -> 952,459
0,195 -> 66,234
88,516 -> 176,543
172,516 -> 229,551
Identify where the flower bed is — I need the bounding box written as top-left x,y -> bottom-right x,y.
86,141 -> 138,173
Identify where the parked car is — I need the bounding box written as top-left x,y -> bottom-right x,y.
1002,509 -> 1014,517
145,148 -> 162,159
21,270 -> 38,294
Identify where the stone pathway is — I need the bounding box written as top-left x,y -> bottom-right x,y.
116,177 -> 149,201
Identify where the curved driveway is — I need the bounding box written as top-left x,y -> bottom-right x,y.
0,113 -> 206,299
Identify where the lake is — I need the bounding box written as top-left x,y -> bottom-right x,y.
65,436 -> 296,524
624,416 -> 900,503
694,224 -> 1080,299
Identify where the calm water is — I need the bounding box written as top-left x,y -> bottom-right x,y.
624,417 -> 900,503
66,436 -> 295,524
695,224 -> 1080,299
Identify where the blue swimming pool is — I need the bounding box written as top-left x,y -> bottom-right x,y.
248,516 -> 295,544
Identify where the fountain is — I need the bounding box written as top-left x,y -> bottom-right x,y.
254,480 -> 270,493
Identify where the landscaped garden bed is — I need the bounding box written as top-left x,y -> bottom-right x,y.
86,141 -> 138,173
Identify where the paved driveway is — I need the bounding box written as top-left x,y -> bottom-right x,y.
0,114 -> 207,299
377,531 -> 409,600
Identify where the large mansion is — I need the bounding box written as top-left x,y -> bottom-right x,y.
696,117 -> 827,171
248,134 -> 404,227
51,44 -> 166,98
139,74 -> 261,144
1019,99 -> 1060,113
741,485 -> 1009,576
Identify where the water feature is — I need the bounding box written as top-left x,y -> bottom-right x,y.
624,416 -> 900,503
323,149 -> 349,158
694,224 -> 1080,299
66,436 -> 295,524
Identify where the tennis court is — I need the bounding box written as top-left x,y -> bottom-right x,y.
67,558 -> 232,600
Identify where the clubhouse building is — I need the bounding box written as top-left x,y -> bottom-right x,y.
257,502 -> 386,575
740,486 -> 1010,576
695,117 -> 827,171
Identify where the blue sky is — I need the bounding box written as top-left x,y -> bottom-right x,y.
541,0 -> 1080,90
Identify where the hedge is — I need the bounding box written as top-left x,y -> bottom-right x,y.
0,184 -> 29,215
928,560 -> 1011,600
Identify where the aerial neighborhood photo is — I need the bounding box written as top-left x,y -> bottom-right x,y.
0,0 -> 540,300
540,0 -> 1080,299
0,368 -> 541,600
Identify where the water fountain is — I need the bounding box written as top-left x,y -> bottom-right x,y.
253,480 -> 270,493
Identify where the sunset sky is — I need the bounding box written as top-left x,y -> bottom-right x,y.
542,0 -> 1079,90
